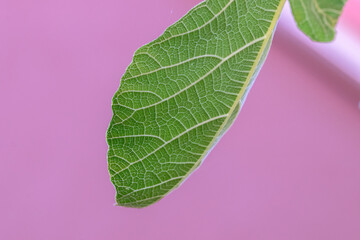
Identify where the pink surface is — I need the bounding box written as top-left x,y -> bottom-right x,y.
1,0 -> 360,239
341,0 -> 360,36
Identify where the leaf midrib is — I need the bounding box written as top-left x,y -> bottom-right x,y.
174,0 -> 286,175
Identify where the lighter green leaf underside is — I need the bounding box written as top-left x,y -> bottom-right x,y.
289,0 -> 347,42
107,0 -> 285,208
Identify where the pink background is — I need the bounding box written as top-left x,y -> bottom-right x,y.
1,0 -> 360,239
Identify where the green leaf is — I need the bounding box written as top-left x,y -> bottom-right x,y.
289,0 -> 347,42
107,0 -> 285,208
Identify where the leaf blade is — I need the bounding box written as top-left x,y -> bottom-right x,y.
289,0 -> 347,42
107,0 -> 285,208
